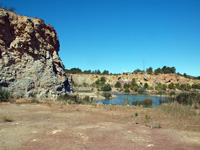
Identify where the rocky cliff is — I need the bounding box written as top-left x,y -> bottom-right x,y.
0,9 -> 70,99
68,73 -> 200,88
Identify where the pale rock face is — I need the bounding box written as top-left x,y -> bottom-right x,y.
68,73 -> 200,88
0,9 -> 70,99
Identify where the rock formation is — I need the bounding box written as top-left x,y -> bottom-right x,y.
68,73 -> 200,88
0,9 -> 70,99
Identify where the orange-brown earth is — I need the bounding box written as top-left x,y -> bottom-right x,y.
0,102 -> 200,150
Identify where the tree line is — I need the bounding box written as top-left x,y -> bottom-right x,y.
65,68 -> 119,75
65,66 -> 200,80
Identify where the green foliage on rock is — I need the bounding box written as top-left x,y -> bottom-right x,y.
168,83 -> 175,89
115,81 -> 121,88
124,83 -> 131,89
144,83 -> 148,89
101,84 -> 112,91
124,88 -> 130,93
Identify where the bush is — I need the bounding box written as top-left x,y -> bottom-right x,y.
132,100 -> 142,106
102,92 -> 112,99
138,87 -> 146,94
143,98 -> 153,107
144,83 -> 148,89
146,67 -> 153,74
176,93 -> 200,106
124,88 -> 130,93
132,98 -> 153,108
100,77 -> 106,83
101,84 -> 112,91
124,83 -> 131,89
168,83 -> 175,89
115,81 -> 121,88
0,87 -> 13,102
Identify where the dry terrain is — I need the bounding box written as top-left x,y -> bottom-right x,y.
0,101 -> 200,150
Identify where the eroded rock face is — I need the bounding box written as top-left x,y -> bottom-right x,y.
68,73 -> 200,88
0,9 -> 70,99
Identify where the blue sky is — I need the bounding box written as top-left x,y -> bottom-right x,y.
2,0 -> 200,76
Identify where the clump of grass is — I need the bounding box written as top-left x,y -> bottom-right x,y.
144,114 -> 151,123
135,112 -> 138,117
2,115 -> 13,122
132,98 -> 153,108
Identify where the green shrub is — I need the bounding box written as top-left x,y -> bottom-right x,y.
101,84 -> 112,91
115,81 -> 121,88
143,98 -> 153,107
100,77 -> 106,83
132,100 -> 142,106
102,92 -> 112,99
144,83 -> 148,89
124,88 -> 130,93
176,93 -> 200,106
0,87 -> 13,102
132,98 -> 153,108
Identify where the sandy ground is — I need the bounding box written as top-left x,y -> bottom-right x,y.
0,102 -> 200,150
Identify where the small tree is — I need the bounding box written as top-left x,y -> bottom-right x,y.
115,81 -> 121,88
131,78 -> 136,85
124,83 -> 130,89
100,77 -> 106,83
146,67 -> 153,74
144,83 -> 148,89
168,83 -> 175,89
101,84 -> 112,91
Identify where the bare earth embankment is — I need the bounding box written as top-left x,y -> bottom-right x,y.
0,102 -> 200,150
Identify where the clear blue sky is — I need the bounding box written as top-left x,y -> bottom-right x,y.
3,0 -> 200,76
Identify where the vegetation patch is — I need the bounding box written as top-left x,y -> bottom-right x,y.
2,115 -> 13,122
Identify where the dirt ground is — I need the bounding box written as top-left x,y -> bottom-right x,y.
0,102 -> 200,150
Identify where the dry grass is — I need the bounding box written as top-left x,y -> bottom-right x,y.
2,115 -> 13,122
156,102 -> 200,131
94,102 -> 200,132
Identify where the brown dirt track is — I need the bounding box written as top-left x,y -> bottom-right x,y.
0,102 -> 200,150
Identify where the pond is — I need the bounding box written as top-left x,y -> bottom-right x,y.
94,94 -> 169,107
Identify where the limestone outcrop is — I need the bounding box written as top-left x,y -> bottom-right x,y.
68,73 -> 200,88
0,9 -> 70,98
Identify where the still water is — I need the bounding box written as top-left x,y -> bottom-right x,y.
94,94 -> 168,107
